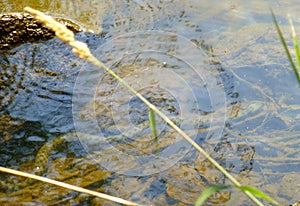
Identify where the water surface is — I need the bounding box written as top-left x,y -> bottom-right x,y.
1,0 -> 300,205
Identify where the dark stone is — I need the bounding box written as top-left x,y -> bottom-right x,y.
0,12 -> 82,50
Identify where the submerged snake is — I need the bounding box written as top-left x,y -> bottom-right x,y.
0,12 -> 271,193
0,120 -> 158,192
0,135 -> 66,192
0,101 -> 267,192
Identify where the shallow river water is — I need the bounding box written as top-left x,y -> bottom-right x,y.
1,0 -> 300,205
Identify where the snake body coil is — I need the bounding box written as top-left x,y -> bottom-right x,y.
0,135 -> 66,192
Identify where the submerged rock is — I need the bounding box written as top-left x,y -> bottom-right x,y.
0,12 -> 83,49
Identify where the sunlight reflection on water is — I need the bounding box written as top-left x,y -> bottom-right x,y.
1,0 -> 300,205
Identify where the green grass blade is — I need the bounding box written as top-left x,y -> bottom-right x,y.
235,186 -> 282,206
24,7 -> 265,205
148,108 -> 157,141
195,185 -> 230,206
196,184 -> 282,206
288,16 -> 300,74
271,8 -> 300,83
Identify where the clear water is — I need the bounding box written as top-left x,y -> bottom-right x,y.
1,0 -> 300,205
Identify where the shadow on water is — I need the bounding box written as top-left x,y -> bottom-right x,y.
1,0 -> 300,205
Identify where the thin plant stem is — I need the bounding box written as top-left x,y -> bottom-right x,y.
88,56 -> 264,206
0,166 -> 140,206
23,7 -> 264,206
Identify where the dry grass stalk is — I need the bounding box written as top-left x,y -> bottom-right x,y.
24,7 -> 91,59
21,6 -> 264,206
0,167 -> 139,205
